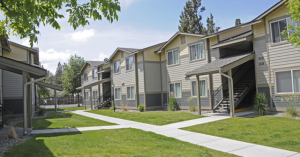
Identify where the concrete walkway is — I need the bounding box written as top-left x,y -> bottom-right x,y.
31,110 -> 300,157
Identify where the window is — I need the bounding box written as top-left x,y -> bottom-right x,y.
127,86 -> 135,99
93,91 -> 98,99
189,42 -> 204,61
126,56 -> 134,71
115,88 -> 121,100
92,68 -> 97,79
169,83 -> 181,98
275,70 -> 300,93
181,36 -> 185,44
167,49 -> 179,66
84,72 -> 88,81
85,92 -> 89,101
191,80 -> 207,97
270,18 -> 300,43
114,61 -> 120,73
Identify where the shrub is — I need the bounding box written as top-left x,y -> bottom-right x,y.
121,102 -> 128,112
253,92 -> 268,116
188,97 -> 197,112
37,108 -> 46,116
281,94 -> 299,117
6,126 -> 19,139
110,101 -> 116,110
168,95 -> 180,111
138,104 -> 145,112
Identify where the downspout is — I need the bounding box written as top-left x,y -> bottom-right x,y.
219,69 -> 235,117
23,73 -> 48,135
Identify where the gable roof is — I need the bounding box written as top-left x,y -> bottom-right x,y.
79,61 -> 105,74
156,32 -> 205,53
211,31 -> 253,49
253,0 -> 288,21
107,47 -> 140,62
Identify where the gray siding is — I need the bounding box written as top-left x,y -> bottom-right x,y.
271,87 -> 285,108
139,94 -> 144,105
3,99 -> 23,114
115,95 -> 136,108
163,93 -> 168,105
144,62 -> 161,93
137,62 -> 144,93
146,93 -> 161,107
254,36 -> 269,85
161,61 -> 167,92
3,70 -> 23,98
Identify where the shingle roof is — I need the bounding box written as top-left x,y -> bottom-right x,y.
186,52 -> 254,76
118,48 -> 140,53
212,31 -> 253,47
86,61 -> 105,67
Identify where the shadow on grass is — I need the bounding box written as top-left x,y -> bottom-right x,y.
4,132 -> 82,157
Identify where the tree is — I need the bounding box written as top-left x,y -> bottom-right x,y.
203,13 -> 221,35
61,55 -> 85,106
0,0 -> 121,47
55,62 -> 63,87
282,0 -> 300,48
37,78 -> 51,99
235,18 -> 241,26
178,0 -> 206,34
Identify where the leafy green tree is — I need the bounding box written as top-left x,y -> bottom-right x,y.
203,13 -> 220,35
61,55 -> 85,106
0,0 -> 121,47
37,81 -> 51,99
55,62 -> 63,87
282,0 -> 300,48
178,0 -> 206,34
235,18 -> 241,26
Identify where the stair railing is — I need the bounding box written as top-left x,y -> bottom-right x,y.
97,89 -> 111,107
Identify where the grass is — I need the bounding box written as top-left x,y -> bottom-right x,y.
182,116 -> 300,152
45,107 -> 84,111
3,129 -> 237,157
88,110 -> 205,125
15,112 -> 115,130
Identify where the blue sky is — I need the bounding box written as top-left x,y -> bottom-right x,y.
6,0 -> 280,73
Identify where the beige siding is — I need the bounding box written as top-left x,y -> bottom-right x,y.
219,26 -> 252,41
144,47 -> 160,61
82,64 -> 98,86
103,63 -> 110,69
165,35 -> 203,56
3,45 -> 27,62
144,62 -> 161,93
212,74 -> 221,88
254,37 -> 269,85
253,21 -> 266,38
265,4 -> 289,34
209,36 -> 218,49
269,43 -> 300,83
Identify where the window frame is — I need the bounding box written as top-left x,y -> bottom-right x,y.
93,91 -> 98,99
114,87 -> 122,100
126,86 -> 135,100
189,41 -> 205,62
191,79 -> 207,97
125,56 -> 134,71
83,72 -> 88,81
166,48 -> 180,66
113,60 -> 121,74
169,82 -> 182,98
275,69 -> 300,94
92,68 -> 98,79
85,92 -> 89,101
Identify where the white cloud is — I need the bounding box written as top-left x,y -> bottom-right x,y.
120,0 -> 139,8
40,49 -> 77,73
93,53 -> 108,61
21,39 -> 38,47
69,29 -> 95,42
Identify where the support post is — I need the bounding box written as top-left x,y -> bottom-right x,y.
98,84 -> 101,103
22,72 -> 28,135
54,89 -> 57,112
227,70 -> 235,117
196,75 -> 201,115
90,88 -> 93,110
83,88 -> 86,110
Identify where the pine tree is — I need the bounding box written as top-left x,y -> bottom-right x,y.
203,13 -> 221,35
235,18 -> 241,26
179,0 -> 206,34
55,62 -> 63,87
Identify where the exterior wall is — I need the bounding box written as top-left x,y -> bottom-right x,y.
81,63 -> 99,106
137,52 -> 144,96
163,35 -> 211,109
112,50 -> 137,108
219,26 -> 252,41
3,45 -> 27,62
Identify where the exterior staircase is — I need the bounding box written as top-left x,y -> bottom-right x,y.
96,89 -> 111,109
213,68 -> 255,112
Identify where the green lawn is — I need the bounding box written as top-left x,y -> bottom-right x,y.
4,129 -> 236,157
88,110 -> 205,125
182,116 -> 300,152
15,112 -> 115,130
46,107 -> 84,111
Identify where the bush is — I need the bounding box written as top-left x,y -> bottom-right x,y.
121,102 -> 128,112
253,92 -> 268,116
188,97 -> 197,112
168,95 -> 180,111
281,94 -> 299,117
37,108 -> 46,116
138,104 -> 145,112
